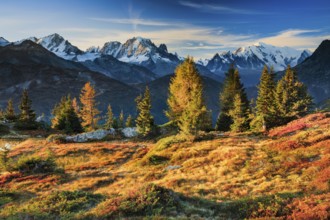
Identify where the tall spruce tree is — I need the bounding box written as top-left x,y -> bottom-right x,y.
52,95 -> 82,134
79,82 -> 100,131
251,66 -> 277,131
135,87 -> 154,136
166,57 -> 210,136
112,118 -> 119,129
0,109 -> 4,120
5,99 -> 16,121
275,65 -> 313,124
215,65 -> 249,131
125,114 -> 133,127
19,89 -> 36,122
118,110 -> 125,128
229,94 -> 249,132
104,104 -> 114,129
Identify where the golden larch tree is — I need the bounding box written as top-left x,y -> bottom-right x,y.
166,57 -> 210,136
79,82 -> 100,131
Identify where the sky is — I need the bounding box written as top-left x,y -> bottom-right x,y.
1,0 -> 330,59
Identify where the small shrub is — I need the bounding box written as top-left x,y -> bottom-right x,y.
14,121 -> 39,130
148,155 -> 169,165
0,189 -> 17,206
0,145 -> 13,172
99,184 -> 180,218
193,131 -> 216,142
46,134 -> 67,144
3,190 -> 103,219
154,135 -> 184,152
0,124 -> 10,135
225,193 -> 302,219
13,155 -> 58,175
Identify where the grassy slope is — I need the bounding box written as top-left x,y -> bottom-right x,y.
0,112 -> 329,219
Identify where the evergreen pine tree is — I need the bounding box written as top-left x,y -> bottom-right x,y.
104,104 -> 114,129
19,89 -> 36,122
251,66 -> 277,131
275,65 -> 313,124
112,118 -> 119,129
215,65 -> 249,131
229,94 -> 249,132
118,110 -> 125,128
5,99 -> 16,121
79,82 -> 100,131
135,87 -> 154,136
166,57 -> 209,136
0,109 -> 4,120
52,95 -> 82,134
125,114 -> 133,127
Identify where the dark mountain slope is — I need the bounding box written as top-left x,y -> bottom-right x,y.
277,40 -> 330,103
0,41 -> 140,118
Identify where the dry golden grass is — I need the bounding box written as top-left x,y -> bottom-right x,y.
0,112 -> 329,219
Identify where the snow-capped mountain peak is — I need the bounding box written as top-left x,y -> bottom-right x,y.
96,37 -> 180,76
86,46 -> 100,53
205,42 -> 311,75
0,37 -> 10,46
120,37 -> 155,58
100,41 -> 122,57
36,33 -> 83,59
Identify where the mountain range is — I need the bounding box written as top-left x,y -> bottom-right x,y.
1,34 -> 311,82
0,33 -> 329,123
0,40 -> 221,123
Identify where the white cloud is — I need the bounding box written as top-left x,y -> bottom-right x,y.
255,29 -> 330,51
89,17 -> 177,27
179,1 -> 257,14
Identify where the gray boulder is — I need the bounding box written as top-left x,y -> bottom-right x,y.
66,129 -> 116,142
121,127 -> 138,138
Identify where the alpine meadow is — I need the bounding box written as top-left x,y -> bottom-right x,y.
0,0 -> 329,219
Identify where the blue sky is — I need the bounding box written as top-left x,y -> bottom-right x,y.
1,0 -> 330,58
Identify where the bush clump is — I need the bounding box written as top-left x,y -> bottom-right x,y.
0,124 -> 10,136
0,190 -> 17,207
13,155 -> 58,174
14,121 -> 39,130
98,184 -> 180,218
46,134 -> 67,144
1,190 -> 103,219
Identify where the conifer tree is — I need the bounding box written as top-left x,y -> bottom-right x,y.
112,118 -> 119,129
251,66 -> 277,131
118,110 -> 125,128
275,65 -> 313,124
104,104 -> 114,129
52,96 -> 66,128
79,82 -> 100,131
229,94 -> 249,132
72,97 -> 80,115
166,57 -> 209,136
19,89 -> 36,122
0,109 -> 4,120
135,87 -> 154,136
5,99 -> 16,121
125,114 -> 133,127
52,95 -> 82,134
215,65 -> 249,131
